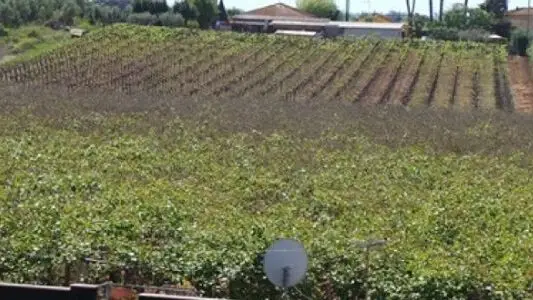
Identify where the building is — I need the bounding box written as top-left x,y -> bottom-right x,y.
330,21 -> 405,39
231,2 -> 330,33
505,7 -> 533,30
231,2 -> 405,39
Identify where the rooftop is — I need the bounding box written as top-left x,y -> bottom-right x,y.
232,2 -> 329,22
274,30 -> 317,36
506,7 -> 532,16
330,21 -> 405,30
270,20 -> 405,30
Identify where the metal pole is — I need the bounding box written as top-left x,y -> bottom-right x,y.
346,0 -> 350,21
527,0 -> 531,37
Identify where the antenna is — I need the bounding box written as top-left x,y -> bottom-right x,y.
263,239 -> 308,296
364,0 -> 371,12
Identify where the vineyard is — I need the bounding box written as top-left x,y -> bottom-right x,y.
0,24 -> 533,300
0,24 -> 514,111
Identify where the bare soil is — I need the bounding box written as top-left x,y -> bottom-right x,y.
507,55 -> 533,113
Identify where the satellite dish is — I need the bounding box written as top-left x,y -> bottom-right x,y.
263,239 -> 308,289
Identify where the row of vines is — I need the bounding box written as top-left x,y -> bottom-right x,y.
0,24 -> 513,111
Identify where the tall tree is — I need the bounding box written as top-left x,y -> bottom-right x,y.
226,7 -> 243,17
464,0 -> 468,15
192,0 -> 217,29
406,0 -> 416,25
429,0 -> 433,21
439,0 -> 444,21
480,0 -> 508,18
218,0 -> 228,22
173,0 -> 198,26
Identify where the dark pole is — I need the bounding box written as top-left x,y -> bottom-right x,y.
527,0 -> 531,37
346,0 -> 350,21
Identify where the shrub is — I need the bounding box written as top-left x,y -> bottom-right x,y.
509,29 -> 532,56
126,12 -> 158,26
158,12 -> 185,27
428,26 -> 459,41
0,25 -> 8,37
457,29 -> 491,42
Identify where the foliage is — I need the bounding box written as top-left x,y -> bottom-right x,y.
0,24 -> 7,36
457,28 -> 492,42
88,5 -> 127,25
191,0 -> 217,29
296,0 -> 339,20
126,12 -> 157,26
158,12 -> 184,28
94,0 -> 131,10
0,101 -> 530,298
428,26 -> 460,40
480,0 -> 508,18
491,19 -> 512,39
509,29 -> 532,56
173,0 -> 198,26
0,24 -> 528,298
59,0 -> 82,26
442,5 -> 494,31
132,0 -> 169,15
226,7 -> 243,17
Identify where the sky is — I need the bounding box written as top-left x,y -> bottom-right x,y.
166,0 -> 531,15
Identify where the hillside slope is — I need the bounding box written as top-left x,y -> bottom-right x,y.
0,24 -> 513,111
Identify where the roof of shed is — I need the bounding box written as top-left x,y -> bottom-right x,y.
275,30 -> 317,36
232,2 -> 329,22
330,21 -> 405,30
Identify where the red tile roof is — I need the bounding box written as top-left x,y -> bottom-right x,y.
233,2 -> 328,22
506,7 -> 533,16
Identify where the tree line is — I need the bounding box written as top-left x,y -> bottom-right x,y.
0,0 -> 224,29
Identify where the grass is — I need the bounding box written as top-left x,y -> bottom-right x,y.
0,20 -> 99,65
0,85 -> 532,299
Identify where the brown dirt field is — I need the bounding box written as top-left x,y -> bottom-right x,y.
508,55 -> 533,113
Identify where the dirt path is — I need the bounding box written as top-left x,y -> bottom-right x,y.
508,55 -> 533,113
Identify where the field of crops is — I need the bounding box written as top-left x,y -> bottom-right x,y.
0,24 -> 532,299
0,24 -> 514,111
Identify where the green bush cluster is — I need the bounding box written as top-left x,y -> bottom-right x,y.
509,29 -> 532,56
0,114 -> 531,299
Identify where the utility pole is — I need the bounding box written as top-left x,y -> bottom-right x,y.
527,0 -> 531,37
346,0 -> 350,21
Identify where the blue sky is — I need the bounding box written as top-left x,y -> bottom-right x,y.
166,0 -> 531,15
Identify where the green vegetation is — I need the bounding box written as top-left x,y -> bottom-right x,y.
0,25 -> 72,64
296,0 -> 340,20
0,25 -> 512,111
0,85 -> 532,298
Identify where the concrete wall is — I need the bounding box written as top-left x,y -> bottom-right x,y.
342,28 -> 402,39
508,15 -> 533,30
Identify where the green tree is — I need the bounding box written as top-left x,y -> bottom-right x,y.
443,5 -> 494,30
296,0 -> 338,19
132,0 -> 149,13
60,0 -> 81,25
148,0 -> 168,15
158,11 -> 184,27
191,0 -> 217,29
480,0 -> 507,18
173,0 -> 198,26
227,7 -> 243,17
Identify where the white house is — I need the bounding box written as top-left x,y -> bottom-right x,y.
329,22 -> 405,39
